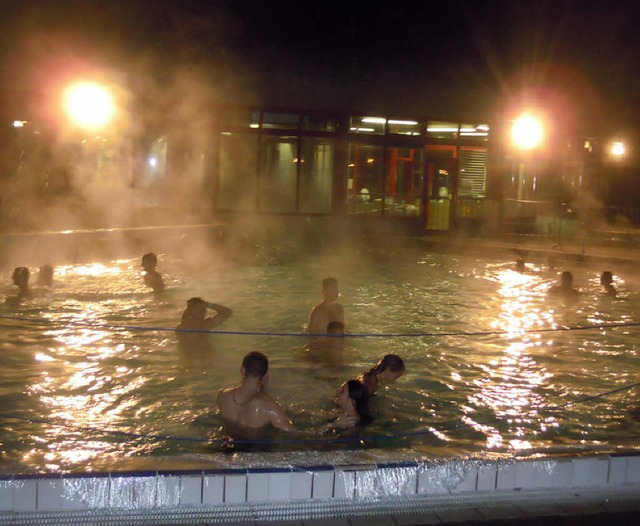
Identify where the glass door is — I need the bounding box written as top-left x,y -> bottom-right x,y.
426,156 -> 456,230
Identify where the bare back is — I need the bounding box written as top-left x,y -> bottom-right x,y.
217,387 -> 296,432
307,301 -> 344,334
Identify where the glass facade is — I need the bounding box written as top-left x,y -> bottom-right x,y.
386,147 -> 424,216
349,116 -> 385,135
212,108 -> 491,230
218,132 -> 258,211
259,135 -> 298,213
299,137 -> 333,214
347,144 -> 385,214
426,121 -> 459,139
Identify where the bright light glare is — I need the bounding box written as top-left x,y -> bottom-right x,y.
511,114 -> 544,150
64,82 -> 115,129
610,141 -> 626,157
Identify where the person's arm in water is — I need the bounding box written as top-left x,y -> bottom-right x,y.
316,413 -> 359,433
203,303 -> 233,329
262,396 -> 298,432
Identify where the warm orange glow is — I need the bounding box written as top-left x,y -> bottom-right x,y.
63,82 -> 115,129
610,141 -> 626,157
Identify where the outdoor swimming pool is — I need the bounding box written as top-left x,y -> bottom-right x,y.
1,243 -> 639,474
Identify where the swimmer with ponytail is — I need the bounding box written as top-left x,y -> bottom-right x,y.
358,354 -> 406,396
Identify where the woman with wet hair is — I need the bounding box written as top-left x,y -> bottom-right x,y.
321,379 -> 372,432
358,354 -> 406,396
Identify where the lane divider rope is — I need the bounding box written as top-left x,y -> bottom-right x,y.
2,314 -> 640,338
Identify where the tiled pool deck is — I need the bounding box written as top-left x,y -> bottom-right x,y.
1,454 -> 639,525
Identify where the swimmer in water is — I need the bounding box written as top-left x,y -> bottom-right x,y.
358,354 -> 406,396
10,267 -> 32,300
141,252 -> 165,292
36,264 -> 54,288
303,320 -> 345,371
600,271 -> 617,298
176,297 -> 232,332
328,379 -> 371,428
217,351 -> 297,431
307,277 -> 344,335
548,271 -> 580,301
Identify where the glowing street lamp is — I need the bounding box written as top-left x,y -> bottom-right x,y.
511,114 -> 544,151
63,81 -> 115,129
609,141 -> 626,158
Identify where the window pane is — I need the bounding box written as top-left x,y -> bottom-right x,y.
299,138 -> 333,214
347,144 -> 384,215
388,119 -> 421,136
218,133 -> 258,211
459,147 -> 487,198
220,108 -> 259,129
263,112 -> 300,130
385,147 -> 423,217
349,116 -> 385,135
302,114 -> 338,132
427,121 -> 459,139
259,136 -> 297,213
460,123 -> 490,141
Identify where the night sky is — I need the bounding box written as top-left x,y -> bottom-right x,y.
2,0 -> 640,135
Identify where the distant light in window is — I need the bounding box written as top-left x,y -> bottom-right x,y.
361,117 -> 386,124
388,119 -> 418,125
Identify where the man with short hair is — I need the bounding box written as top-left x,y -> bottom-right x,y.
217,351 -> 297,431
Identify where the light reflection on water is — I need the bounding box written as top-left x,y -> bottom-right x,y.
1,251 -> 639,473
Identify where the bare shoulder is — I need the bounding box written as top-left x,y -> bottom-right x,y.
250,392 -> 282,409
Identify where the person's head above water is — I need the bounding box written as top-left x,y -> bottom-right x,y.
515,258 -> 526,272
241,351 -> 269,379
322,277 -> 339,301
368,354 -> 406,383
335,379 -> 371,423
560,271 -> 574,288
141,252 -> 158,270
600,271 -> 617,297
11,267 -> 29,289
36,264 -> 54,287
359,354 -> 406,395
600,271 -> 613,286
183,297 -> 207,320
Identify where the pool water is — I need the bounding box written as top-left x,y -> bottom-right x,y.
1,246 -> 639,473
